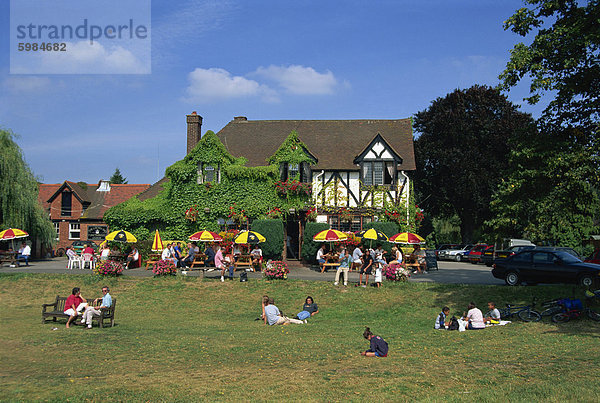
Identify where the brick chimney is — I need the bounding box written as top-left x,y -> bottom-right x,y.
186,111 -> 203,154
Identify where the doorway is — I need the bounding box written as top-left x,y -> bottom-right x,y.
286,217 -> 300,260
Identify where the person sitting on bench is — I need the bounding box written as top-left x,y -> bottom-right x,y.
17,242 -> 31,267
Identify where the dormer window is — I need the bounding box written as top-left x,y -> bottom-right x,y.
362,161 -> 395,186
197,163 -> 220,184
280,162 -> 311,183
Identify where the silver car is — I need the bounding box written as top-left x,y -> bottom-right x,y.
438,244 -> 474,262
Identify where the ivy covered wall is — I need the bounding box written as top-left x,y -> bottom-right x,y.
104,131 -> 313,241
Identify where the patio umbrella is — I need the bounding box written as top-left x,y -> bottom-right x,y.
389,232 -> 425,245
356,228 -> 389,243
0,228 -> 29,251
189,230 -> 223,242
105,230 -> 137,243
233,230 -> 266,245
151,229 -> 164,251
313,229 -> 348,242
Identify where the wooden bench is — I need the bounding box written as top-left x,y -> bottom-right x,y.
144,254 -> 162,270
321,262 -> 340,273
0,252 -> 17,267
42,295 -> 117,328
188,254 -> 206,270
234,255 -> 253,271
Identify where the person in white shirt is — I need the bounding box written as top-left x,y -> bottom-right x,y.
389,246 -> 403,265
352,245 -> 363,271
161,243 -> 172,260
316,244 -> 327,271
463,302 -> 485,330
17,242 -> 31,266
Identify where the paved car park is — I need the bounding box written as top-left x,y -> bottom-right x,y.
0,258 -> 506,285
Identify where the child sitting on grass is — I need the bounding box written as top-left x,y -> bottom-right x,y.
360,327 -> 388,357
434,306 -> 451,329
484,302 -> 501,324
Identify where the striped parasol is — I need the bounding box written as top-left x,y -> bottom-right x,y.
233,230 -> 266,245
189,230 -> 223,242
356,228 -> 389,242
0,228 -> 29,240
105,230 -> 137,243
389,232 -> 425,245
313,229 -> 348,242
151,230 -> 164,251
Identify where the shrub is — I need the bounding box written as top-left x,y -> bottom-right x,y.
364,221 -> 399,254
301,222 -> 329,263
263,260 -> 289,280
93,260 -> 124,277
251,219 -> 284,260
152,259 -> 177,276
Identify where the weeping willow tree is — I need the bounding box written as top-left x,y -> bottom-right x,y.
0,129 -> 55,246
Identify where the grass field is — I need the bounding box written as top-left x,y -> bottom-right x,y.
1,273 -> 600,402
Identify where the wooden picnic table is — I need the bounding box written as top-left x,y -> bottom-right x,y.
235,254 -> 253,270
0,251 -> 17,267
321,253 -> 340,273
144,253 -> 162,270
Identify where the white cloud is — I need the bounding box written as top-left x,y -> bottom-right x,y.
184,67 -> 278,103
11,41 -> 149,74
3,76 -> 51,92
253,65 -> 338,95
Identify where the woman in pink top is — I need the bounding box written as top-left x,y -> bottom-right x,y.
214,244 -> 226,282
464,302 -> 485,330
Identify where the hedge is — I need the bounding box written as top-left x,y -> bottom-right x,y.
364,221 -> 399,254
301,222 -> 330,263
251,219 -> 284,260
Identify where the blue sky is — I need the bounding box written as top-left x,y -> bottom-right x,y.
0,0 -> 545,185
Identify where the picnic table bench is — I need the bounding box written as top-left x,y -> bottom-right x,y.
42,295 -> 117,328
144,253 -> 162,270
234,254 -> 253,270
321,254 -> 340,273
0,252 -> 17,267
188,253 -> 206,270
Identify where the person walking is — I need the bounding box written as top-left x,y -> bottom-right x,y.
334,246 -> 351,286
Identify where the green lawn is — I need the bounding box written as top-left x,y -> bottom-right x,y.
1,273 -> 600,402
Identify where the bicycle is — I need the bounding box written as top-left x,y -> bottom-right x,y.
551,297 -> 600,323
498,298 -> 541,322
539,298 -> 566,318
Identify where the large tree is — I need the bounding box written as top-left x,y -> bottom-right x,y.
413,85 -> 535,242
491,0 -> 600,248
0,129 -> 55,246
109,167 -> 128,184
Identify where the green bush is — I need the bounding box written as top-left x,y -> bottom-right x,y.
364,221 -> 399,254
301,222 -> 330,263
251,219 -> 284,260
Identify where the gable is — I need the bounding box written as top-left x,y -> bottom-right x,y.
353,133 -> 403,163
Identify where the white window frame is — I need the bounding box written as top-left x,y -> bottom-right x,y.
54,222 -> 60,241
69,223 -> 81,240
197,163 -> 220,184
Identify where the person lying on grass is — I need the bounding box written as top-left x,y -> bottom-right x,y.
484,302 -> 501,324
295,296 -> 319,320
360,327 -> 388,357
64,287 -> 87,328
264,297 -> 305,325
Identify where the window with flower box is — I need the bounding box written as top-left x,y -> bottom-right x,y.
328,215 -> 372,232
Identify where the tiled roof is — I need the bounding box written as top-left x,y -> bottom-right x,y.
137,177 -> 169,202
216,118 -> 416,171
38,181 -> 150,220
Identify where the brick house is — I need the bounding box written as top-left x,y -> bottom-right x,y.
38,180 -> 149,255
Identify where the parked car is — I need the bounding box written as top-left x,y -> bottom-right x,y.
483,245 -> 536,267
492,249 -> 600,287
534,246 -> 581,260
467,244 -> 489,264
437,244 -> 474,262
434,244 -> 458,260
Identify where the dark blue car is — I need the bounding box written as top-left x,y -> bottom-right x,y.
492,250 -> 600,287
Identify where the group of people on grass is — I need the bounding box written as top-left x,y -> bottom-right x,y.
317,242 -> 427,287
435,302 -> 501,330
63,286 -> 112,329
258,293 -> 388,357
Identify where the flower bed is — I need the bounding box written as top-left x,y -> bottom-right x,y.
152,259 -> 177,276
384,263 -> 410,282
93,260 -> 124,277
263,260 -> 289,280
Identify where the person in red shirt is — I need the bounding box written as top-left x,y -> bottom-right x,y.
82,244 -> 95,255
64,287 -> 87,328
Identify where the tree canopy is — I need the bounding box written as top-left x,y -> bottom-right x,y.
0,129 -> 55,246
109,168 -> 128,184
413,85 -> 535,242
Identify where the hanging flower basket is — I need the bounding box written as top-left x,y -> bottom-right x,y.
185,205 -> 199,222
338,207 -> 353,222
306,207 -> 317,222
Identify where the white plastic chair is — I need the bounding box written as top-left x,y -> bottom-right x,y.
67,254 -> 82,270
82,253 -> 95,270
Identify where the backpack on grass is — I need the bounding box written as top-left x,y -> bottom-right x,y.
447,316 -> 459,331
